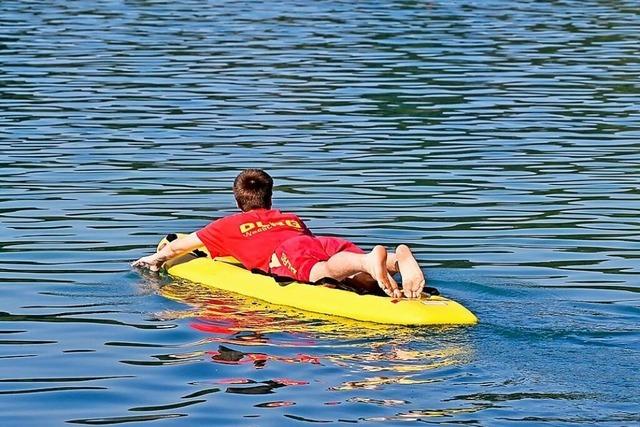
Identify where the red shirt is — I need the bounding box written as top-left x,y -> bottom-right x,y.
196,209 -> 312,272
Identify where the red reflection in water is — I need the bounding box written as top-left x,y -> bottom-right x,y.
215,378 -> 308,395
206,345 -> 321,368
272,378 -> 309,386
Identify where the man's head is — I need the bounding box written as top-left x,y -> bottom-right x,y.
233,169 -> 273,212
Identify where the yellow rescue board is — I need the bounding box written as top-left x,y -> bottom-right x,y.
159,236 -> 478,326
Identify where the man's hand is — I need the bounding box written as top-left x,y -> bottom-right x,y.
131,254 -> 163,272
131,232 -> 204,272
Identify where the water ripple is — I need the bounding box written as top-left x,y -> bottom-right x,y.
1,0 -> 639,425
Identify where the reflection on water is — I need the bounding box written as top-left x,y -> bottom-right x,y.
1,0 -> 639,425
160,280 -> 473,372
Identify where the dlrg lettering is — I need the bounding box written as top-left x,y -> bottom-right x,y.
239,219 -> 302,236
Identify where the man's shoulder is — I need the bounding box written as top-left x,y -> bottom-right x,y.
208,209 -> 303,226
210,211 -> 250,226
264,209 -> 305,221
199,211 -> 243,230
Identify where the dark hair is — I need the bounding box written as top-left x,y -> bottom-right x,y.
233,169 -> 273,211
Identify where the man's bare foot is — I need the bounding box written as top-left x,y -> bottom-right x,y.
396,244 -> 425,299
386,253 -> 400,274
366,245 -> 401,298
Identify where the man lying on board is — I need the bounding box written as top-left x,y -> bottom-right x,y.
132,169 -> 425,299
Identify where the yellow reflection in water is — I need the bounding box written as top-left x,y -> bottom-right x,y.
158,279 -> 420,338
155,278 -> 474,388
363,403 -> 496,422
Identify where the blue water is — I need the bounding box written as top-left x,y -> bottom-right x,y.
1,0 -> 639,425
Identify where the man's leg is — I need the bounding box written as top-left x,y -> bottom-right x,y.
343,255 -> 399,294
309,245 -> 401,298
345,246 -> 425,298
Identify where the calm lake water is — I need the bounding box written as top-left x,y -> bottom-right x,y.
1,0 -> 639,425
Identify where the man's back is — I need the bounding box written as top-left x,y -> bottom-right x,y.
196,208 -> 311,272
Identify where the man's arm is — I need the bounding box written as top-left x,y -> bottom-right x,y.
131,232 -> 203,271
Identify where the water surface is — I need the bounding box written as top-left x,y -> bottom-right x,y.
1,0 -> 639,425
